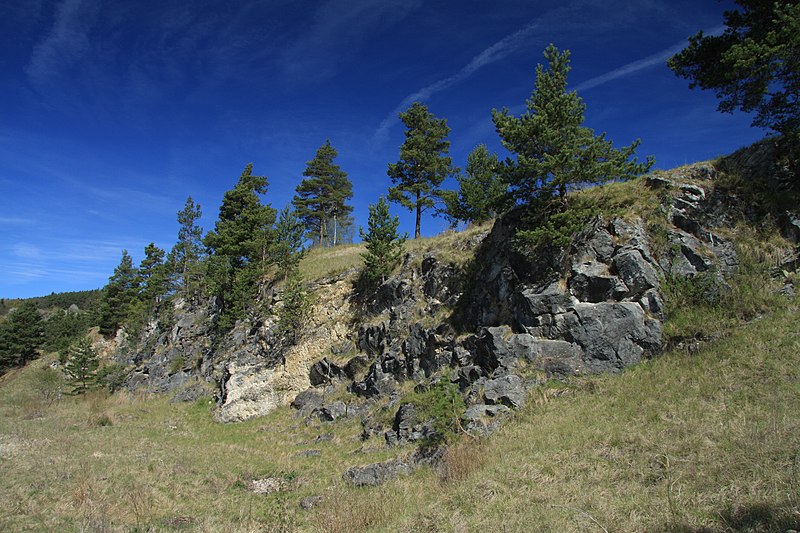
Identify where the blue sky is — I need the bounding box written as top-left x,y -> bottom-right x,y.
0,0 -> 764,298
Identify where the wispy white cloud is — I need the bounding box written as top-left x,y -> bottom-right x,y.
25,0 -> 100,89
573,25 -> 725,93
280,0 -> 422,81
373,18 -> 544,141
0,217 -> 36,226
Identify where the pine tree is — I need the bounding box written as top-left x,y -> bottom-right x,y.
388,102 -> 456,239
293,140 -> 354,247
138,242 -> 167,305
270,207 -> 306,281
493,45 -> 653,205
204,164 -> 277,328
171,197 -> 204,296
64,336 -> 99,394
99,250 -> 139,335
0,302 -> 44,371
441,144 -> 509,225
360,197 -> 407,284
668,0 -> 800,137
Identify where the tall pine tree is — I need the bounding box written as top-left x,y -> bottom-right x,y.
493,45 -> 653,204
293,140 -> 353,247
170,196 -> 204,297
204,164 -> 277,327
99,250 -> 139,335
388,102 -> 456,239
138,242 -> 167,306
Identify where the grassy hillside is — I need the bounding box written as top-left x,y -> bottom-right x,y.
1,167 -> 798,532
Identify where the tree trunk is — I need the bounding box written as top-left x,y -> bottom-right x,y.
333,214 -> 338,247
415,192 -> 421,239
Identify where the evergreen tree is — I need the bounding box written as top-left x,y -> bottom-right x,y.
171,197 -> 204,296
204,164 -> 276,268
668,0 -> 800,137
99,250 -> 139,335
0,302 -> 44,371
277,267 -> 311,345
441,144 -> 509,225
270,207 -> 306,281
63,336 -> 99,394
493,45 -> 653,205
388,102 -> 457,239
138,242 -> 167,305
360,197 -> 407,284
293,140 -> 354,247
204,164 -> 277,328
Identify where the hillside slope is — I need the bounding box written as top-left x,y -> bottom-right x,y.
0,143 -> 798,531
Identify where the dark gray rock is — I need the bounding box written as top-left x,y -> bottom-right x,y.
572,216 -> 617,263
343,354 -> 371,381
309,358 -> 345,387
368,277 -> 413,314
514,283 -> 574,331
291,389 -> 324,412
567,302 -> 661,371
384,403 -> 438,446
357,322 -> 389,356
569,260 -> 628,302
422,253 -> 461,303
170,382 -> 213,403
483,375 -> 525,408
612,249 -> 660,298
342,458 -> 413,487
316,401 -> 347,422
639,289 -> 665,318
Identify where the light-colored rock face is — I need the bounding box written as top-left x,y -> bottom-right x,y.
215,276 -> 353,422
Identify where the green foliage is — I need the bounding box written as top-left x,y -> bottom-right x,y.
360,197 -> 407,284
404,380 -> 466,445
388,102 -> 457,238
515,195 -> 599,250
293,140 -> 354,247
270,206 -> 306,281
63,336 -> 100,394
99,250 -> 140,336
0,302 -> 44,371
277,268 -> 312,345
205,164 -> 277,330
95,362 -> 129,393
493,44 -> 652,250
170,196 -> 205,298
205,163 -> 276,269
138,242 -> 168,306
668,1 -> 800,137
42,309 -> 90,355
441,144 -> 509,226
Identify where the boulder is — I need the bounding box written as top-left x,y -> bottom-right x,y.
384,403 -> 438,446
567,302 -> 661,371
483,375 -> 525,408
342,458 -> 413,487
309,358 -> 345,387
